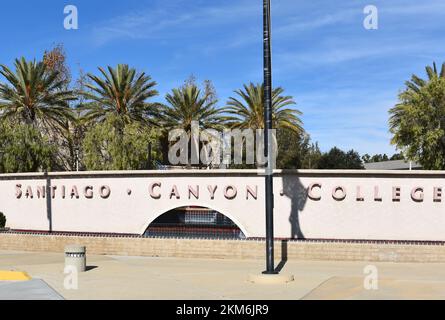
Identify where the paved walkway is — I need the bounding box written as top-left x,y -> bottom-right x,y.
1,250 -> 445,300
0,279 -> 63,300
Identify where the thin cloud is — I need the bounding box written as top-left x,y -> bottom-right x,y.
384,1 -> 445,15
91,1 -> 258,46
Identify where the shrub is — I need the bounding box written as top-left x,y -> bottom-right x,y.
0,122 -> 55,173
82,116 -> 159,170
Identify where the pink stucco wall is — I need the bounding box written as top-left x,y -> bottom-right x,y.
1,169 -> 444,241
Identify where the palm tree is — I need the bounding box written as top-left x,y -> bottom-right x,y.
389,62 -> 445,132
157,84 -> 225,165
389,62 -> 445,170
80,64 -> 159,125
224,83 -> 303,133
401,62 -> 445,94
160,84 -> 224,131
0,57 -> 75,130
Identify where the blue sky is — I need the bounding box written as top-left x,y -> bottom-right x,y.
1,0 -> 445,155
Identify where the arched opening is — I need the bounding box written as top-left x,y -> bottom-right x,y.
143,206 -> 246,240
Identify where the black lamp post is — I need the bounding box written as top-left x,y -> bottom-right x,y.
263,0 -> 277,275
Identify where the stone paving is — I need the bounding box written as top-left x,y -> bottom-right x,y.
1,250 -> 445,300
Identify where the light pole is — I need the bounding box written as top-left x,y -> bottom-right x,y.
263,0 -> 277,275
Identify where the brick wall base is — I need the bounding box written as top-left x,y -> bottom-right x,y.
1,233 -> 445,262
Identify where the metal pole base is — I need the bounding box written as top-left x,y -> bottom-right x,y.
262,270 -> 279,275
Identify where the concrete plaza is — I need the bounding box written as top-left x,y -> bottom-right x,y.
1,250 -> 445,300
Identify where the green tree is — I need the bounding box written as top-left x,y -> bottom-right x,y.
390,153 -> 404,161
80,64 -> 159,126
373,154 -> 383,162
369,154 -> 389,163
362,153 -> 404,163
224,83 -> 303,133
276,130 -> 321,169
300,141 -> 322,169
361,153 -> 371,164
0,57 -> 75,130
0,121 -> 55,173
389,62 -> 445,169
82,115 -> 159,171
317,147 -> 363,169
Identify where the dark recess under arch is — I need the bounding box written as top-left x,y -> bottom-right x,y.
144,206 -> 246,240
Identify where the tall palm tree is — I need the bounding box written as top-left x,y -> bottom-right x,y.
0,57 -> 75,130
157,84 -> 225,165
224,83 -> 303,133
389,62 -> 445,133
160,84 -> 224,132
80,64 -> 159,125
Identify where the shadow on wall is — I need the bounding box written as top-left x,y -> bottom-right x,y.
274,175 -> 307,273
282,174 -> 308,239
0,211 -> 6,229
45,172 -> 52,232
